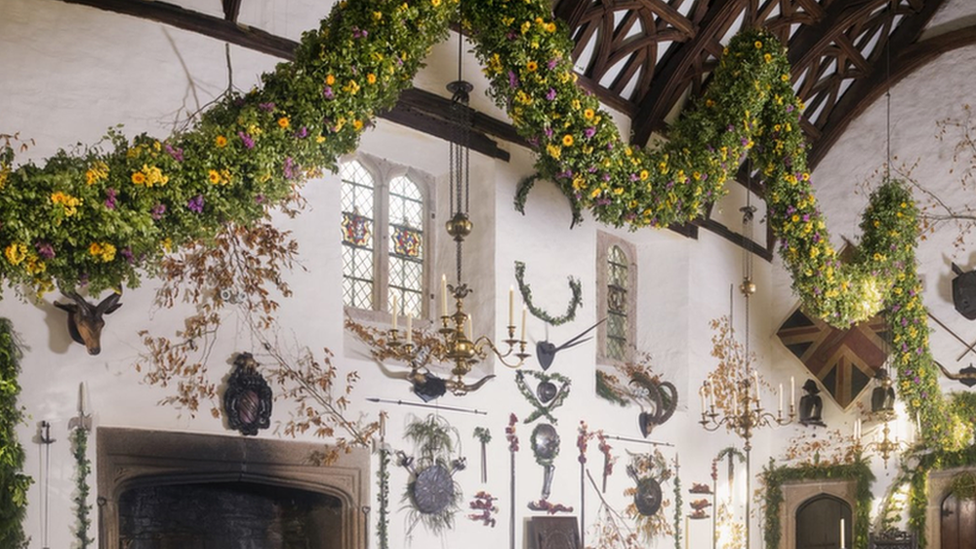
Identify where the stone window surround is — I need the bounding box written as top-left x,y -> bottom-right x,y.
97,426 -> 369,549
596,230 -> 637,366
341,152 -> 436,324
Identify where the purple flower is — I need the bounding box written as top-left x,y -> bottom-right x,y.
630,173 -> 639,182
584,127 -> 596,139
727,124 -> 735,132
151,203 -> 166,220
352,27 -> 368,38
237,131 -> 255,150
164,143 -> 184,162
294,126 -> 308,139
121,247 -> 134,264
596,198 -> 611,206
258,102 -> 276,112
255,194 -> 265,204
35,241 -> 55,259
786,104 -> 795,113
508,70 -> 519,89
323,86 -> 334,99
283,157 -> 296,179
602,173 -> 611,182
546,88 -> 557,101
187,195 -> 204,213
547,58 -> 559,70
544,127 -> 553,138
104,188 -> 118,210
802,214 -> 810,222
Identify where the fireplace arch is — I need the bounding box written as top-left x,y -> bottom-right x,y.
97,427 -> 369,548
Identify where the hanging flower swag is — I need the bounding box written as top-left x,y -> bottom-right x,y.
514,260 -> 582,326
0,0 -> 956,446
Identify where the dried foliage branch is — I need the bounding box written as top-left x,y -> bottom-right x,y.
705,316 -> 773,426
135,202 -> 378,463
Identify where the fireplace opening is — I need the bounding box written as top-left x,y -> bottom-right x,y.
119,481 -> 342,549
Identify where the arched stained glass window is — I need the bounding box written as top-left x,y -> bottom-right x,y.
340,160 -> 375,310
607,244 -> 629,361
388,175 -> 424,318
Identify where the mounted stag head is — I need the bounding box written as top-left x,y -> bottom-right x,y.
54,290 -> 123,355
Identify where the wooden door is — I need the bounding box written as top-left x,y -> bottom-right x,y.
796,494 -> 852,549
942,493 -> 976,549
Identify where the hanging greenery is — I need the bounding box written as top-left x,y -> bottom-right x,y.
377,442 -> 391,549
515,370 -> 571,424
70,427 -> 93,549
672,457 -> 682,549
0,319 -> 30,549
761,457 -> 873,549
514,260 -> 582,326
399,414 -> 465,536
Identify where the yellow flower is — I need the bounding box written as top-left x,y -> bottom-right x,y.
431,0 -> 440,6
353,119 -> 364,131
4,243 -> 26,265
764,53 -> 772,63
208,169 -> 221,184
89,242 -> 115,261
373,10 -> 382,20
527,60 -> 538,72
85,161 -> 109,185
521,21 -> 531,34
584,108 -> 595,120
754,41 -> 763,49
131,172 -> 146,185
141,165 -> 169,187
51,191 -> 82,216
161,238 -> 172,252
639,170 -> 649,181
326,74 -> 335,86
25,255 -> 45,275
546,144 -> 561,159
215,135 -> 228,148
781,74 -> 790,82
545,22 -> 556,32
562,134 -> 574,147
278,117 -> 290,129
367,73 -> 377,85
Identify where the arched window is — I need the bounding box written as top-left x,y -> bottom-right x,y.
340,160 -> 375,310
340,157 -> 430,319
388,175 -> 424,318
607,244 -> 629,361
596,231 -> 636,364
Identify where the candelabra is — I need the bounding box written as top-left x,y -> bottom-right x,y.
852,412 -> 909,468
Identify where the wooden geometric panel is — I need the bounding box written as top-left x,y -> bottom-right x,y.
776,307 -> 888,410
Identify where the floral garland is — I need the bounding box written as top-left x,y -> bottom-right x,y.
514,261 -> 582,326
70,427 -> 93,549
515,370 -> 571,424
761,457 -> 873,549
0,319 -> 30,549
0,0 -> 955,448
377,443 -> 390,549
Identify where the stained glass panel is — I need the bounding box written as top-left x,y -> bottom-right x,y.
607,245 -> 629,360
389,175 -> 424,317
341,160 -> 375,309
392,226 -> 422,258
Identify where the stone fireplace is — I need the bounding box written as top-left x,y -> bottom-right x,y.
97,427 -> 369,548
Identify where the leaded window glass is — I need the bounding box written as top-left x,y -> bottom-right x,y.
607,245 -> 629,361
340,161 -> 375,310
389,175 -> 424,318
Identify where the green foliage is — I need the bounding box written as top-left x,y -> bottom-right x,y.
377,446 -> 390,549
403,414 -> 459,464
514,260 -> 582,326
761,458 -> 873,549
71,428 -> 93,549
899,445 -> 976,548
595,370 -> 629,407
0,319 -> 31,548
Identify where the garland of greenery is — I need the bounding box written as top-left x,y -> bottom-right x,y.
514,261 -> 582,326
0,0 -> 955,448
70,427 -> 93,549
515,370 -> 571,424
761,457 -> 874,549
0,319 -> 30,549
513,173 -> 582,226
673,457 -> 682,549
377,444 -> 390,549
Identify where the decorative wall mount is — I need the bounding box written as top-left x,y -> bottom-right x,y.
223,352 -> 273,436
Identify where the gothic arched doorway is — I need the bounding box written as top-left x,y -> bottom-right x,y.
796,494 -> 852,549
941,492 -> 976,549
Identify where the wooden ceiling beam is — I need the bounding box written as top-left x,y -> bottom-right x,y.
631,0 -> 746,146
807,0 -> 952,169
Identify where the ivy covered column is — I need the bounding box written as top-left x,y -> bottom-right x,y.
0,318 -> 31,548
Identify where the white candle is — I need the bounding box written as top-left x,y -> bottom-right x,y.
380,413 -> 386,439
709,383 -> 715,409
700,386 -> 706,414
840,518 -> 845,548
441,275 -> 448,316
753,370 -> 760,399
520,305 -> 527,341
791,376 -> 796,405
855,418 -> 861,441
467,314 -> 473,340
778,383 -> 783,414
406,314 -> 413,344
509,285 -> 514,326
391,293 -> 398,330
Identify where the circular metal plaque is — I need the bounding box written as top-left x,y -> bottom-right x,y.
412,464 -> 455,514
